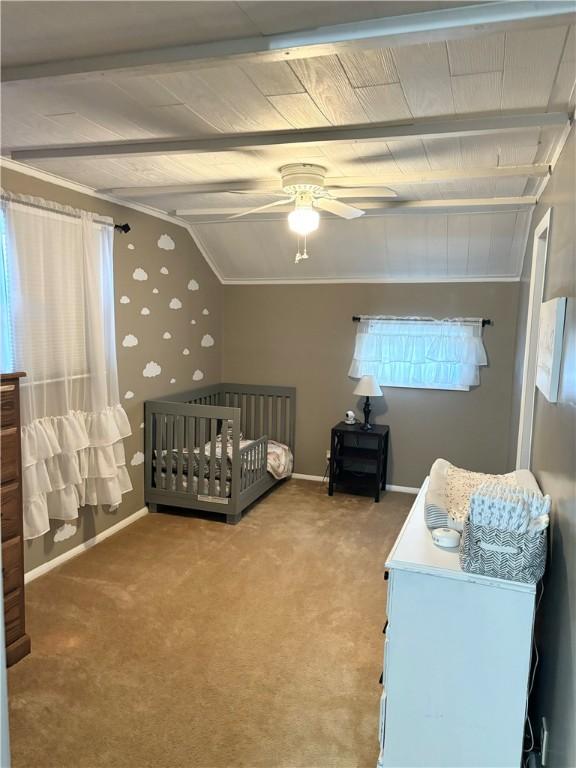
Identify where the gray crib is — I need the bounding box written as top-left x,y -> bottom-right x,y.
144,383 -> 296,524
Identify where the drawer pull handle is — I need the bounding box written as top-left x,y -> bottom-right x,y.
383,620 -> 388,635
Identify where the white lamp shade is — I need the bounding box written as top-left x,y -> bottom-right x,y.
353,375 -> 382,397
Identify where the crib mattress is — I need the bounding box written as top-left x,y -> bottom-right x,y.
158,472 -> 231,497
154,438 -> 293,498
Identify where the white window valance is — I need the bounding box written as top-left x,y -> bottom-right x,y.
1,191 -> 132,539
349,316 -> 488,391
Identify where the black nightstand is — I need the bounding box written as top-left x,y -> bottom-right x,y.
328,422 -> 389,502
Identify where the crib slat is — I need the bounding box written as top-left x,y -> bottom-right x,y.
198,418 -> 206,495
254,395 -> 261,439
176,415 -> 185,492
155,414 -> 164,490
209,418 -> 217,497
261,395 -> 268,440
186,415 -> 195,495
271,395 -> 277,442
240,393 -> 245,437
280,396 -> 287,444
165,415 -> 174,490
220,418 -> 228,498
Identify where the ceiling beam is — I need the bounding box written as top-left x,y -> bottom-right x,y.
8,112 -> 569,161
176,197 -> 537,221
102,165 -> 551,198
2,1 -> 573,84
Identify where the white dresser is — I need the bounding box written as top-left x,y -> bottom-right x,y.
378,480 -> 536,768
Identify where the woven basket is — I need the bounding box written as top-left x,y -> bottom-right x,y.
460,520 -> 547,584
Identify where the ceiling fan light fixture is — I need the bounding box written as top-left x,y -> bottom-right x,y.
288,206 -> 319,236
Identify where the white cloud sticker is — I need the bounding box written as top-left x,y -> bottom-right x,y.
201,334 -> 215,347
143,361 -> 162,378
192,369 -> 204,381
188,279 -> 199,291
162,331 -> 172,340
120,295 -> 130,304
133,268 -> 148,281
122,334 -> 138,348
140,422 -> 144,429
160,266 -> 169,275
152,288 -> 159,294
170,378 -> 176,384
169,298 -> 182,310
124,390 -> 134,400
190,319 -> 196,325
127,243 -> 135,250
182,348 -> 190,356
130,451 -> 145,466
202,308 -> 209,315
54,522 -> 77,543
141,307 -> 150,316
158,234 -> 175,250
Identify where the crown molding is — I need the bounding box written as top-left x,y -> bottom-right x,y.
220,276 -> 522,285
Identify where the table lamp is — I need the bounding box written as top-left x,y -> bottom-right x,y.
353,375 -> 382,431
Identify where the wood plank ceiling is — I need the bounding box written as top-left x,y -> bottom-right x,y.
1,1 -> 575,282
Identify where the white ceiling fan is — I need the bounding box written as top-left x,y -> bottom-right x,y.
227,163 -> 397,262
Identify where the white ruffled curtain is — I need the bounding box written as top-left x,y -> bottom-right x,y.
349,317 -> 487,390
1,191 -> 132,539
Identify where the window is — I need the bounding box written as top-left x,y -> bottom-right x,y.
1,192 -> 131,539
349,316 -> 488,391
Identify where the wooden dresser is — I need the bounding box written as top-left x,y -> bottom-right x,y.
1,372 -> 30,666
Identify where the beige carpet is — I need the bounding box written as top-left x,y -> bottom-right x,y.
8,480 -> 412,768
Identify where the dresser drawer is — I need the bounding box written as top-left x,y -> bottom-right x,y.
4,589 -> 23,647
0,427 -> 19,484
1,483 -> 20,541
0,384 -> 17,429
2,537 -> 22,595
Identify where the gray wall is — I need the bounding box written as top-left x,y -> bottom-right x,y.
511,129 -> 575,767
1,167 -> 223,572
222,282 -> 520,487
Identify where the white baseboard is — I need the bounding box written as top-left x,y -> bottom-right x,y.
25,506 -> 149,584
291,474 -> 418,494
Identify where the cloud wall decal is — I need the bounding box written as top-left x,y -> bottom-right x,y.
188,279 -> 199,291
201,334 -> 215,347
143,361 -> 162,377
54,522 -> 77,542
122,334 -> 138,348
130,451 -> 145,466
169,298 -> 182,310
133,268 -> 148,281
158,234 -> 175,250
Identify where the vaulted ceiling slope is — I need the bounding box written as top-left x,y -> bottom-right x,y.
1,1 -> 575,282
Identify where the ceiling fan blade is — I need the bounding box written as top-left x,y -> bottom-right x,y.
327,186 -> 398,199
315,197 -> 365,220
227,197 -> 292,219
